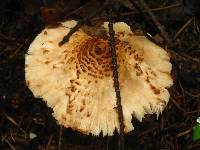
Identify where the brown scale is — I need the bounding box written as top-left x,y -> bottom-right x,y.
65,80 -> 81,114
134,63 -> 143,76
41,48 -> 50,54
150,84 -> 160,95
77,37 -> 112,79
44,31 -> 47,35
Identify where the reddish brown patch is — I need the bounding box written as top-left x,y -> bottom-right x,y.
134,54 -> 139,60
65,92 -> 70,96
128,49 -> 136,56
41,48 -> 49,54
84,92 -> 90,97
128,33 -> 133,36
36,84 -> 41,87
118,31 -> 125,36
127,46 -> 132,51
26,81 -> 30,86
52,65 -> 57,69
70,80 -> 74,83
63,49 -> 68,53
94,45 -> 105,55
82,99 -> 86,105
134,63 -> 143,76
60,61 -> 65,64
44,31 -> 47,35
150,84 -> 160,94
104,73 -> 110,77
134,54 -> 144,62
48,41 -> 53,44
71,86 -> 76,92
64,54 -> 68,59
76,70 -> 80,77
86,112 -> 91,117
80,65 -> 86,73
115,39 -> 120,45
74,81 -> 80,85
113,107 -> 118,113
44,61 -> 50,64
79,106 -> 84,112
67,101 -> 74,109
61,114 -> 66,121
25,64 -> 28,68
67,108 -> 72,114
151,71 -> 157,77
146,77 -> 150,83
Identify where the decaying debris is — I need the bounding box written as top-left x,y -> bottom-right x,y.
25,20 -> 173,136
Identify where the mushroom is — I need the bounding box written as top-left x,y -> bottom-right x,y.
25,20 -> 173,136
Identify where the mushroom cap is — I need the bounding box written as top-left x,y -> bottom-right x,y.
25,20 -> 173,136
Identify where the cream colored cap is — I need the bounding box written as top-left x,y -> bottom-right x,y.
25,20 -> 173,136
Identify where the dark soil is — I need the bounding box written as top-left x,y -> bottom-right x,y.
0,0 -> 200,150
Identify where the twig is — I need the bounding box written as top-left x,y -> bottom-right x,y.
150,3 -> 181,11
131,0 -> 172,46
92,3 -> 181,22
45,135 -> 53,150
3,112 -> 19,126
0,32 -> 16,41
171,51 -> 200,64
4,139 -> 16,150
9,43 -> 24,59
107,2 -> 125,150
183,90 -> 200,98
138,127 -> 158,137
171,97 -> 186,113
176,129 -> 191,137
185,111 -> 199,115
121,3 -> 181,15
174,17 -> 194,40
